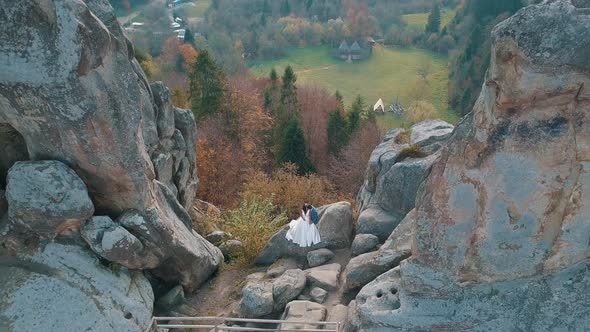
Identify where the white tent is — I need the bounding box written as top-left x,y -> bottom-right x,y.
373,98 -> 385,112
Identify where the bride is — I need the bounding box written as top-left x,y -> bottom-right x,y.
286,204 -> 321,247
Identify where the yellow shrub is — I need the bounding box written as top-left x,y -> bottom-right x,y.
406,100 -> 438,124
221,196 -> 287,266
242,164 -> 338,218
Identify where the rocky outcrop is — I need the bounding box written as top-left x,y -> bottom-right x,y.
0,243 -> 154,332
0,0 -> 222,330
256,202 -> 353,265
351,234 -> 379,256
356,121 -> 453,241
354,1 -> 590,330
6,161 -> 94,239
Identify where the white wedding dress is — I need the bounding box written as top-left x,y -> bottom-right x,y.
285,210 -> 321,247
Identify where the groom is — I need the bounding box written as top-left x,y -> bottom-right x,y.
306,203 -> 319,225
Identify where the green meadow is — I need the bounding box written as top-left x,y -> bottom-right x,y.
174,0 -> 211,19
249,45 -> 458,129
402,8 -> 456,30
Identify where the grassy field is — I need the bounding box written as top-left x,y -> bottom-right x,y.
174,0 -> 211,19
402,8 -> 456,30
249,45 -> 458,129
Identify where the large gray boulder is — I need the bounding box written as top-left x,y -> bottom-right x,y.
81,181 -> 222,292
354,2 -> 590,330
0,0 -> 215,290
272,269 -> 307,311
351,234 -> 380,256
409,119 -> 454,150
315,201 -> 354,249
81,216 -> 156,269
343,212 -> 413,291
279,301 -> 327,331
238,280 -> 274,318
6,161 -> 94,238
307,248 -> 335,268
256,202 -> 353,265
0,243 -> 153,332
305,263 -> 341,291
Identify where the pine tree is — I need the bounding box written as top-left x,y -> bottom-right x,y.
350,95 -> 366,115
347,110 -> 360,134
270,67 -> 278,85
277,118 -> 315,174
189,50 -> 226,122
425,4 -> 441,33
280,0 -> 291,17
327,110 -> 349,155
334,90 -> 344,108
281,65 -> 298,116
184,28 -> 195,46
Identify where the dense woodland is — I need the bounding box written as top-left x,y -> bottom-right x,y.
116,0 -> 539,217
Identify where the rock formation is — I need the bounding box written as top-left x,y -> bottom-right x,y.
356,120 -> 453,241
353,1 -> 590,330
0,0 -> 222,330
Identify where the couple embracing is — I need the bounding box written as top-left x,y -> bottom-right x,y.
285,203 -> 321,247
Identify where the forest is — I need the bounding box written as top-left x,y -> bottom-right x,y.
115,0 -> 537,261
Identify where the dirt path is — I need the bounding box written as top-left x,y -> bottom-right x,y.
180,265 -> 260,318
295,65 -> 336,74
178,247 -> 354,321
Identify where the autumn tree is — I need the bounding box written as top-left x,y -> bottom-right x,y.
189,50 -> 226,122
327,120 -> 382,196
298,85 -> 337,172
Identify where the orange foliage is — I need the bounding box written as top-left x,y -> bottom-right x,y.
179,43 -> 198,71
196,77 -> 273,208
161,36 -> 182,66
298,85 -> 339,174
327,121 -> 382,196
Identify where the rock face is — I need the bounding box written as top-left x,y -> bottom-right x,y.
6,161 -> 94,238
272,269 -> 307,312
256,202 -> 353,265
354,2 -> 590,330
0,0 -> 221,287
356,122 -> 452,241
0,0 -> 222,330
0,243 -> 154,332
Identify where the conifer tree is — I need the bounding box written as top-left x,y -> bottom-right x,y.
189,50 -> 226,122
277,118 -> 314,174
280,0 -> 291,17
327,110 -> 349,155
425,4 -> 441,33
281,65 -> 298,116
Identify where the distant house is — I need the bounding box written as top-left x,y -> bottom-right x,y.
131,22 -> 144,27
338,40 -> 350,60
374,98 -> 385,113
350,41 -> 362,60
175,29 -> 186,40
171,22 -> 181,28
175,17 -> 183,23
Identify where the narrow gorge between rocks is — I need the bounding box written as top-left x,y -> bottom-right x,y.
1,1 -> 589,331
